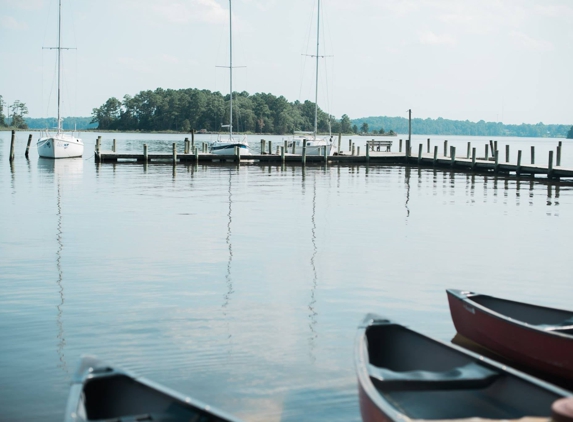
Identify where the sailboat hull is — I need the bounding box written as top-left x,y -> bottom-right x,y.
210,142 -> 250,155
38,134 -> 84,159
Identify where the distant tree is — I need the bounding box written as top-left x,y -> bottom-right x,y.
91,97 -> 122,130
378,127 -> 385,134
10,100 -> 28,129
340,114 -> 352,133
0,95 -> 6,127
352,124 -> 358,133
568,126 -> 573,139
360,122 -> 369,133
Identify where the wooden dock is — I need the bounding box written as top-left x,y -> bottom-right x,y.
93,138 -> 573,180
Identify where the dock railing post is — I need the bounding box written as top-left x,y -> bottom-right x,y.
172,143 -> 177,163
466,142 -> 471,159
399,139 -> 402,153
433,145 -> 438,166
9,130 -> 15,162
291,141 -> 295,154
505,144 -> 510,163
25,133 -> 32,158
302,140 -> 307,165
418,144 -> 422,163
284,140 -> 288,154
444,140 -> 448,157
557,144 -> 562,167
485,144 -> 489,161
269,141 -> 272,155
143,144 -> 148,162
531,146 -> 535,165
517,150 -> 522,176
450,146 -> 456,166
471,147 -> 476,170
260,139 -> 265,154
548,151 -> 554,178
281,146 -> 285,163
112,139 -> 117,153
427,138 -> 430,153
184,138 -> 189,154
357,146 -> 360,156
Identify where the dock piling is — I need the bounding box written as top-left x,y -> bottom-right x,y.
184,138 -> 189,154
450,146 -> 456,166
349,139 -> 352,151
531,146 -> 535,165
235,146 -> 240,162
433,146 -> 438,165
352,143 -> 355,156
557,144 -> 562,167
191,129 -> 195,150
399,139 -> 402,153
302,140 -> 307,165
444,140 -> 448,157
366,143 -> 370,161
96,136 -> 101,154
485,144 -> 489,160
494,150 -> 499,173
517,150 -> 522,175
143,144 -> 148,162
9,130 -> 15,162
268,141 -> 272,155
337,133 -> 341,154
466,142 -> 471,159
418,144 -> 422,163
112,139 -> 117,153
548,151 -> 555,178
281,146 -> 285,162
505,144 -> 509,163
172,143 -> 177,163
357,146 -> 360,156
427,138 -> 430,154
25,134 -> 32,158
471,147 -> 476,169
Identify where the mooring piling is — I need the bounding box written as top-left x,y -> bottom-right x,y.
9,130 -> 15,162
25,134 -> 32,158
531,146 -> 535,165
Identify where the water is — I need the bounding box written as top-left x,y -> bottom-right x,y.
1,131 -> 572,421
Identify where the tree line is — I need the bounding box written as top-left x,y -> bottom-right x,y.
0,95 -> 29,129
90,88 -> 355,135
353,115 -> 572,138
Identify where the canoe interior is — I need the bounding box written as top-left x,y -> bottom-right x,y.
366,323 -> 563,420
82,373 -> 227,421
469,295 -> 573,327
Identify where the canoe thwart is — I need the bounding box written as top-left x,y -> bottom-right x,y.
368,361 -> 499,391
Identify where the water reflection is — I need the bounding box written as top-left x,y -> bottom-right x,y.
222,169 -> 235,342
36,158 -> 83,374
404,166 -> 411,219
308,174 -> 318,362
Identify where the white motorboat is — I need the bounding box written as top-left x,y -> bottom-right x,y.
37,0 -> 84,159
285,0 -> 337,156
210,0 -> 249,156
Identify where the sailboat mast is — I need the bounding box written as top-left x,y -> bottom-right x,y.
229,0 -> 233,141
57,0 -> 62,133
313,0 -> 320,139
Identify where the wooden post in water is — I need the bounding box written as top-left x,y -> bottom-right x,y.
284,140 -> 288,154
408,109 -> 412,147
366,143 -> 370,162
494,141 -> 498,155
143,144 -> 148,162
357,146 -> 360,156
348,139 -> 352,151
276,145 -> 280,155
418,144 -> 422,163
184,138 -> 189,154
25,134 -> 32,158
268,141 -> 272,155
281,146 -> 285,163
337,133 -> 341,154
9,130 -> 15,162
489,140 -> 494,156
235,146 -> 240,162
352,143 -> 355,156
96,136 -> 101,154
557,143 -> 562,166
450,146 -> 456,166
548,151 -> 554,178
302,140 -> 307,165
485,144 -> 489,160
405,139 -> 410,158
443,140 -> 448,157
531,146 -> 535,164
517,150 -> 522,176
191,129 -> 195,150
112,139 -> 117,153
505,144 -> 510,163
466,142 -> 471,159
433,145 -> 438,165
399,139 -> 403,153
427,138 -> 430,153
195,146 -> 199,163
324,144 -> 328,163
172,143 -> 177,163
291,141 -> 295,154
471,147 -> 476,169
494,150 -> 499,173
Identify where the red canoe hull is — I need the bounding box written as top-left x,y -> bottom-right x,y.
447,290 -> 573,381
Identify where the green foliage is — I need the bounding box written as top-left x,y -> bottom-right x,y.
90,88 -> 352,134
567,126 -> 573,139
25,116 -> 97,130
352,124 -> 358,133
352,116 -> 571,138
360,122 -> 369,134
0,95 -> 6,127
9,100 -> 28,129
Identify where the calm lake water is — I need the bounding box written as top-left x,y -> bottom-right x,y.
1,131 -> 572,421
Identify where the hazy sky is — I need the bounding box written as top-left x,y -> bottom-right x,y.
1,0 -> 572,125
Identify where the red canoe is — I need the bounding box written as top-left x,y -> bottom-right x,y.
355,314 -> 571,422
447,289 -> 573,382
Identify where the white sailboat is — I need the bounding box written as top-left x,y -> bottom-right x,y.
286,0 -> 337,156
37,0 -> 83,159
210,0 -> 250,156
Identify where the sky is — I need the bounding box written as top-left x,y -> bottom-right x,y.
1,0 -> 572,125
